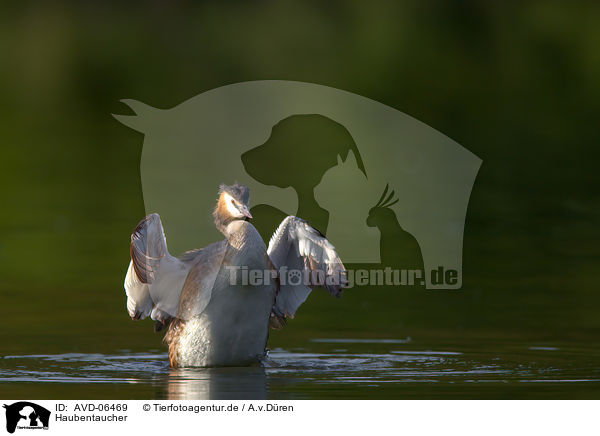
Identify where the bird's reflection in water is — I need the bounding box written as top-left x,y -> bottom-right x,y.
167,365 -> 268,400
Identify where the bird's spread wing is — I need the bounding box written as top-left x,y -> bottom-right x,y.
267,216 -> 348,319
124,214 -> 190,322
176,240 -> 229,320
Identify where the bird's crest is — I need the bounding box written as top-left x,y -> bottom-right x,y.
218,183 -> 250,204
373,183 -> 398,209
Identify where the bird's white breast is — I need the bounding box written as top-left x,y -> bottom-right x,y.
174,220 -> 275,367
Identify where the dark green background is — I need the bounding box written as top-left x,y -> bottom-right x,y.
1,1 -> 599,395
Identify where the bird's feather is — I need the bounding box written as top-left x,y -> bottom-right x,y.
175,240 -> 229,320
267,216 -> 348,318
124,213 -> 192,322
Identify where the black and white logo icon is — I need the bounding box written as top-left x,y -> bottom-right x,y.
3,402 -> 50,434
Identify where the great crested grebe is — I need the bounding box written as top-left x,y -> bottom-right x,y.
124,183 -> 347,367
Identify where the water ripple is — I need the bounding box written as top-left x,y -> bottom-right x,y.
1,341 -> 599,399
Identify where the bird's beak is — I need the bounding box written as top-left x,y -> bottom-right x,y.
241,206 -> 253,219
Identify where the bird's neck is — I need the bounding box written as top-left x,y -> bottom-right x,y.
214,213 -> 234,237
215,212 -> 248,241
375,212 -> 403,233
213,195 -> 235,236
225,220 -> 255,249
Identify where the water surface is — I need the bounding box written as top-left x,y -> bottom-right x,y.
2,338 -> 599,399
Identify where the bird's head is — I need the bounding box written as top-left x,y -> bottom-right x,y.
366,184 -> 398,228
214,183 -> 252,233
